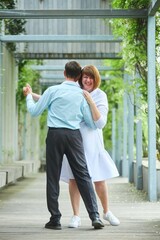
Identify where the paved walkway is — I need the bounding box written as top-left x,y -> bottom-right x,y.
0,172 -> 160,240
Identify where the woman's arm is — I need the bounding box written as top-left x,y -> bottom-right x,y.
83,90 -> 108,129
83,90 -> 101,121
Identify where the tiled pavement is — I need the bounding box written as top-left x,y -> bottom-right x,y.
0,172 -> 160,240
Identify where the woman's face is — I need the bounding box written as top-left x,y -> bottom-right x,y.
82,74 -> 94,92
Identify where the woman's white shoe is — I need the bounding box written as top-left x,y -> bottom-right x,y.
103,211 -> 120,226
68,215 -> 81,228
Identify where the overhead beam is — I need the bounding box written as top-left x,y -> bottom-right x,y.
31,65 -> 123,71
40,80 -> 110,86
40,81 -> 63,86
40,74 -> 110,80
40,79 -> 63,84
14,52 -> 122,60
148,0 -> 160,16
40,74 -> 64,79
31,65 -> 64,71
0,35 -> 122,43
0,9 -> 148,19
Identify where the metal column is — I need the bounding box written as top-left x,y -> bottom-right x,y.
116,106 -> 122,175
127,76 -> 134,183
112,108 -> 116,162
147,15 -> 157,201
122,74 -> 128,177
136,120 -> 143,190
0,40 -> 2,163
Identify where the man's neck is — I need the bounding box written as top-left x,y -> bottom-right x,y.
65,77 -> 77,82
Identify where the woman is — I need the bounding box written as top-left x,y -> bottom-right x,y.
61,65 -> 120,228
23,65 -> 120,228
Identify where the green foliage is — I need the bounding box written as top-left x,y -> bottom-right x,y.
112,0 -> 150,9
155,15 -> 160,159
37,85 -> 48,147
16,60 -> 41,113
110,0 -> 160,157
0,0 -> 26,51
0,0 -> 15,8
111,2 -> 148,82
16,60 -> 48,149
100,60 -> 124,150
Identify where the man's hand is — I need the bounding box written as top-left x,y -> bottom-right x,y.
23,83 -> 32,96
26,83 -> 32,92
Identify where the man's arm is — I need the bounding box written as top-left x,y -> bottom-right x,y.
81,100 -> 97,130
25,87 -> 52,117
23,83 -> 41,101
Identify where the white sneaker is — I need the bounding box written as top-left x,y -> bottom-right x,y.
103,211 -> 120,226
68,215 -> 81,228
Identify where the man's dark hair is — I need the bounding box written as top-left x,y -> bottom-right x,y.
65,61 -> 82,79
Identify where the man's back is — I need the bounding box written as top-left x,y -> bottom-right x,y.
47,81 -> 86,129
26,81 -> 96,130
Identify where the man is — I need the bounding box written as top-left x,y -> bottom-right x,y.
23,61 -> 104,230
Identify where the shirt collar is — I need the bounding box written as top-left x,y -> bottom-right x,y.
62,81 -> 80,87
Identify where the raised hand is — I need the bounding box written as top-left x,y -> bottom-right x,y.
83,90 -> 94,105
23,83 -> 32,96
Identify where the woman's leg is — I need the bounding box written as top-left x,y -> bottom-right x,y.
94,181 -> 109,213
68,179 -> 81,228
69,179 -> 81,216
94,181 -> 120,226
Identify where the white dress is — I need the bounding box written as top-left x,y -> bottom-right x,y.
60,88 -> 119,182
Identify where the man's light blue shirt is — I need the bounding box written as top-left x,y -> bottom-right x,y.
26,81 -> 96,130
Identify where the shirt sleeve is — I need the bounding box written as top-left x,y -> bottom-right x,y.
26,88 -> 53,116
93,92 -> 108,129
81,99 -> 97,129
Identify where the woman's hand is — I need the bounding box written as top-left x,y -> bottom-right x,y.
83,90 -> 94,105
83,90 -> 101,121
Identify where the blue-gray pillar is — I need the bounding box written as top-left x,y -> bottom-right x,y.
127,78 -> 134,183
116,106 -> 122,175
22,112 -> 26,160
136,120 -> 143,190
0,41 -> 2,163
112,108 -> 116,162
122,75 -> 128,177
147,16 -> 157,201
135,71 -> 143,188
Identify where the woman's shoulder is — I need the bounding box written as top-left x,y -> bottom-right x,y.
91,88 -> 106,98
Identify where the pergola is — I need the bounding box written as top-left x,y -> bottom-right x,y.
0,0 -> 159,201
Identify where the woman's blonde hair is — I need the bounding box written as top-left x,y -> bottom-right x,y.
78,65 -> 101,90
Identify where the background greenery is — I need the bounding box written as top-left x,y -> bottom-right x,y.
0,0 -> 26,51
100,0 -> 160,160
1,0 -> 159,160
